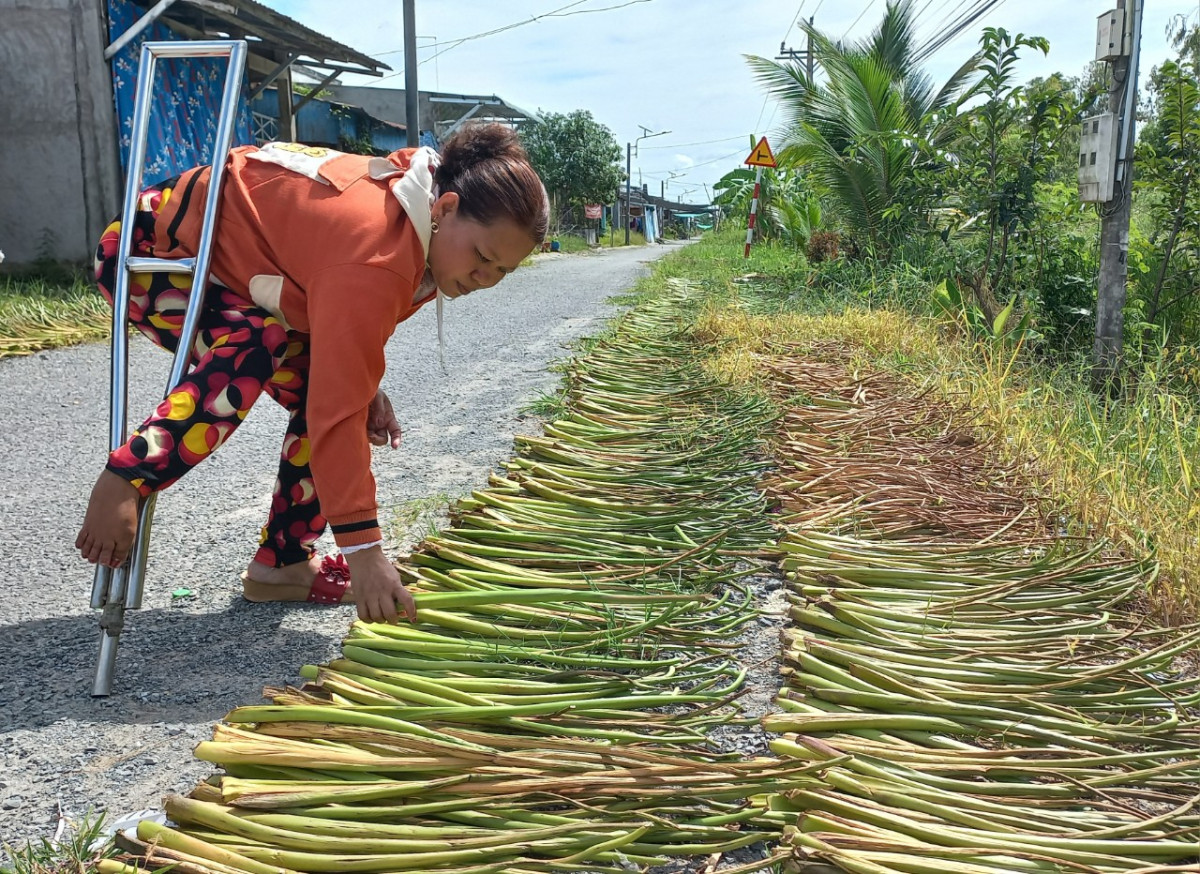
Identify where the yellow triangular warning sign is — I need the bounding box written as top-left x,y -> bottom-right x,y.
745,136 -> 777,168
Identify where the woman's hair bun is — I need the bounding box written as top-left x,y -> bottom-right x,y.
437,124 -> 527,181
434,123 -> 548,244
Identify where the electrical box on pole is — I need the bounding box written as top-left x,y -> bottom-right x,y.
1091,0 -> 1143,393
1078,113 -> 1120,203
1095,8 -> 1130,62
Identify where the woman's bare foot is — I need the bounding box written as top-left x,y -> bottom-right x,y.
243,555 -> 323,588
76,470 -> 140,568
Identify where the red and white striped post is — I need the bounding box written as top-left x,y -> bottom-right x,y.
744,167 -> 763,258
742,136 -> 777,259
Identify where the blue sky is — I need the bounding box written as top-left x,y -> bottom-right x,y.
268,0 -> 1199,204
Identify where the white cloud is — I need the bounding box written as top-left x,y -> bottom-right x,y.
271,0 -> 1198,203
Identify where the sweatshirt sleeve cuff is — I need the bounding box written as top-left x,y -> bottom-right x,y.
330,514 -> 382,548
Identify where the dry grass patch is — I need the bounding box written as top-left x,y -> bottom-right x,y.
693,293 -> 1200,622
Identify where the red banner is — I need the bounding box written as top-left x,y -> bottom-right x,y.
584,204 -> 603,219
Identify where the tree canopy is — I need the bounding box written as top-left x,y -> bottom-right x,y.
519,110 -> 624,215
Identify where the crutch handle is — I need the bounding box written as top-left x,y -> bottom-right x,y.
126,256 -> 197,275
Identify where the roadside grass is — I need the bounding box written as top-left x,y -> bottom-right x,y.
551,234 -> 593,254
596,228 -> 648,248
0,274 -> 109,359
675,228 -> 1200,623
520,387 -> 568,420
548,229 -> 649,253
0,812 -> 117,874
385,492 -> 455,547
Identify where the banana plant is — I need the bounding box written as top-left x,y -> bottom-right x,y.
714,160 -> 820,247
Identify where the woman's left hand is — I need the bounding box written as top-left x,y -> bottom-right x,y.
367,390 -> 402,448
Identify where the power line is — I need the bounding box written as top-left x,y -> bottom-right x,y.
687,148 -> 751,169
420,0 -> 653,66
370,36 -> 440,59
644,147 -> 749,179
781,0 -> 808,44
843,0 -> 880,41
913,0 -> 957,29
913,0 -> 1008,64
640,134 -> 751,149
913,0 -> 973,49
370,0 -> 654,83
756,1 -> 814,135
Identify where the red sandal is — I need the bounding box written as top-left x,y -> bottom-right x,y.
241,554 -> 356,604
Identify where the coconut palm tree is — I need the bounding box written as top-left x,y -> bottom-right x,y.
746,0 -> 979,254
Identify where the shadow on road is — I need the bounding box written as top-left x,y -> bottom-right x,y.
0,602 -> 345,731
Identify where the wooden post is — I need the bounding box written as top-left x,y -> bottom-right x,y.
275,60 -> 295,141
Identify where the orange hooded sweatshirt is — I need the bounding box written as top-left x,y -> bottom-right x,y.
151,142 -> 441,549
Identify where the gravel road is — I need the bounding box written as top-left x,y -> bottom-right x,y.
0,241 -> 682,852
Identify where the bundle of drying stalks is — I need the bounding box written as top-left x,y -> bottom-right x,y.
111,285 -> 796,874
753,347 -> 1200,873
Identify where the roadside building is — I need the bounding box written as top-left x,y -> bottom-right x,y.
0,0 -> 536,267
1,0 -> 387,266
616,185 -> 717,243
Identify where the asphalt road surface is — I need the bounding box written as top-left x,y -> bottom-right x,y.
0,240 -> 681,851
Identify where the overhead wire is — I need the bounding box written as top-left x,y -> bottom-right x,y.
420,0 -> 654,66
370,0 -> 654,82
913,0 -> 1009,64
762,0 -> 823,135
640,135 -> 751,150
913,0 -> 959,31
755,0 -> 809,135
843,0 -> 880,41
914,0 -> 985,58
781,0 -> 809,46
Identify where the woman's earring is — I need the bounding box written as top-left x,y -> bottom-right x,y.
430,219 -> 440,234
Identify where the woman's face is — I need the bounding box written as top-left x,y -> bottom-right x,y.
427,192 -> 537,299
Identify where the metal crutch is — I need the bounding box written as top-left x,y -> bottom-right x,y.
91,40 -> 247,697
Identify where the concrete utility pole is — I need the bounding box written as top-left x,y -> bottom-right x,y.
778,17 -> 815,81
625,127 -> 670,245
1093,0 -> 1143,393
625,141 -> 632,245
403,0 -> 420,147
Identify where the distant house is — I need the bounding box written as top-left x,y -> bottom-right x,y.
249,86 -> 409,155
1,0 -> 387,266
616,185 -> 716,242
322,85 -> 541,142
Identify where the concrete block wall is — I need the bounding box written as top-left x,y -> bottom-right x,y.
0,0 -> 121,266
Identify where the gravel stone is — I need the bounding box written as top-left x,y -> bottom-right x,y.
0,243 -> 680,855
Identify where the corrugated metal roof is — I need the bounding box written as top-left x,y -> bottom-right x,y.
134,0 -> 389,76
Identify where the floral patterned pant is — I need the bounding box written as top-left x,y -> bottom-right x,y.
94,179 -> 325,568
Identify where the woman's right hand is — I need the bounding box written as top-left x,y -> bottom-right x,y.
343,545 -> 417,624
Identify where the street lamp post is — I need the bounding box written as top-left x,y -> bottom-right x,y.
626,126 -> 670,245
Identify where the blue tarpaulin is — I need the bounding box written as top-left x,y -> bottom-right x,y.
107,0 -> 254,184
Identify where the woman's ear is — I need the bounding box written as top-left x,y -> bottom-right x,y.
432,191 -> 460,223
